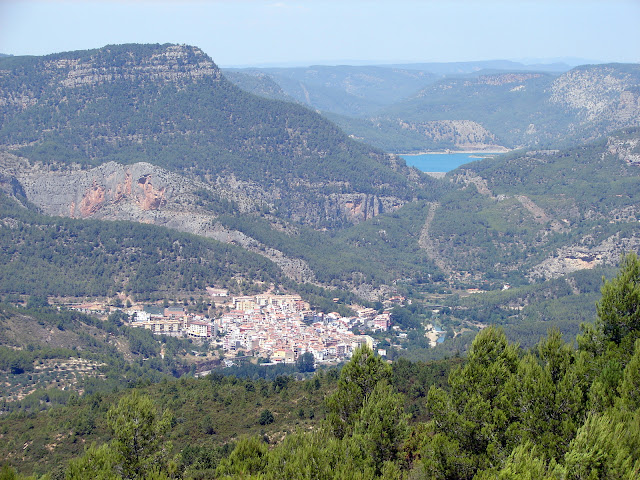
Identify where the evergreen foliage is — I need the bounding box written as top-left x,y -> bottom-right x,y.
596,252 -> 640,347
3,262 -> 640,479
1,44 -> 640,479
325,345 -> 392,439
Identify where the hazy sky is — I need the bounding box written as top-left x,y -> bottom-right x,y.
1,0 -> 638,67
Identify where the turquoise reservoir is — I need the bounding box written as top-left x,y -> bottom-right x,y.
400,152 -> 491,173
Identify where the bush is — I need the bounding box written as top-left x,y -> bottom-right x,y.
258,409 -> 274,425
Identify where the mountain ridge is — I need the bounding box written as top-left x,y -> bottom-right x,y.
1,43 -> 639,305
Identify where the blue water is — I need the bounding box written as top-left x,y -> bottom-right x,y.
433,325 -> 446,344
400,153 -> 489,173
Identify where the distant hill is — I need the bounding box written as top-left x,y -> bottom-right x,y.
223,65 -> 438,117
350,64 -> 640,152
0,191 -> 285,301
0,300 -> 205,415
223,60 -> 574,119
227,62 -> 640,153
424,127 -> 640,285
382,59 -> 573,75
0,43 -> 638,329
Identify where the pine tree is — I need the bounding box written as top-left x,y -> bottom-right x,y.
618,339 -> 640,411
106,391 -> 173,479
325,345 -> 392,440
596,252 -> 640,347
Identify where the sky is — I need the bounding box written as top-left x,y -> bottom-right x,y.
0,0 -> 638,67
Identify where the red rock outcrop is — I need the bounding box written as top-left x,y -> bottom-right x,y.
136,175 -> 166,210
113,171 -> 132,203
79,181 -> 106,217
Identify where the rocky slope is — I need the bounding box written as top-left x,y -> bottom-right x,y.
0,45 -> 638,295
0,153 -> 315,282
417,128 -> 640,284
549,64 -> 640,125
394,119 -> 504,151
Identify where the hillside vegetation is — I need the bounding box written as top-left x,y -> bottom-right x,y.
427,127 -> 640,284
0,45 -> 638,353
2,255 -> 639,479
0,43 -> 639,479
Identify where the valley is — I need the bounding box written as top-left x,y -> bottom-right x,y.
0,44 -> 638,352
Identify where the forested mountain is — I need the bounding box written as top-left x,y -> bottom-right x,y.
223,60 -> 574,119
368,63 -> 640,151
0,43 -> 639,479
0,44 -> 638,312
0,43 -> 443,296
426,127 -> 640,285
0,44 -> 429,228
223,65 -> 438,117
0,192 -> 285,300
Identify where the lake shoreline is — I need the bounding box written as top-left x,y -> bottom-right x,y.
396,149 -> 508,156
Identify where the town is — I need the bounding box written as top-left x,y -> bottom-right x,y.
67,288 -> 426,366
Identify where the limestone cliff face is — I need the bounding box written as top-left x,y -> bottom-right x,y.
285,192 -> 402,226
136,175 -> 167,211
529,233 -> 640,280
51,45 -> 220,90
477,73 -> 543,86
0,45 -> 220,115
1,156 -> 322,284
4,150 -> 404,230
606,133 -> 640,166
550,65 -> 640,125
77,181 -> 106,217
13,161 -> 178,219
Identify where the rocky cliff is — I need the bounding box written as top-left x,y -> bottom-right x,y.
0,153 -> 316,283
397,119 -> 505,151
334,63 -> 640,152
414,129 -> 640,284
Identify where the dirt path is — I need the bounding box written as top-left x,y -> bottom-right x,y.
515,195 -> 564,231
418,202 -> 451,275
454,170 -> 494,197
515,195 -> 549,223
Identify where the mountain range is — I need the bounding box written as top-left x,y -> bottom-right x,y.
1,44 -> 640,480
226,62 -> 640,153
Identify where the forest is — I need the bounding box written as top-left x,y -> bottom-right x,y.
0,44 -> 426,219
229,63 -> 640,153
